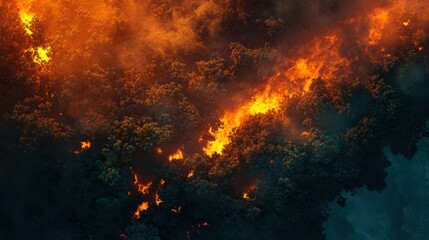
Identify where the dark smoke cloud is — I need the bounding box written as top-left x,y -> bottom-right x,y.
325,135 -> 429,240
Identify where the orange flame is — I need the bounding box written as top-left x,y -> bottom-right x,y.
242,184 -> 257,201
187,170 -> 194,178
134,175 -> 152,195
204,34 -> 349,156
171,206 -> 182,213
80,141 -> 91,151
155,147 -> 163,154
168,148 -> 184,161
368,8 -> 390,45
155,192 -> 163,206
133,201 -> 149,219
32,47 -> 51,65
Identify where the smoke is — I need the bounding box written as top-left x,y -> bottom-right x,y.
324,136 -> 429,240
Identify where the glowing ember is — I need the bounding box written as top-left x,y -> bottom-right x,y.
171,206 -> 182,213
155,192 -> 163,206
155,147 -> 163,154
134,201 -> 149,219
168,148 -> 184,161
301,131 -> 310,137
187,170 -> 194,178
403,21 -> 410,26
242,184 -> 257,201
80,141 -> 91,151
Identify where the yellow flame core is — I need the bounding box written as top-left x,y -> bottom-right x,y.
204,35 -> 348,157
203,90 -> 281,157
19,10 -> 34,35
33,47 -> 51,64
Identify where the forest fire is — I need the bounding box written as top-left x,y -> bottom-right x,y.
2,0 -> 429,239
204,34 -> 349,156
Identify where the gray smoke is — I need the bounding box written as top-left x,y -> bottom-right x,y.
324,135 -> 429,240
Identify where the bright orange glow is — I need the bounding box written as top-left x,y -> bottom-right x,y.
368,8 -> 390,45
80,140 -> 91,151
204,34 -> 349,156
403,21 -> 410,26
187,170 -> 194,178
155,147 -> 163,154
19,10 -> 34,35
134,175 -> 152,195
203,79 -> 282,157
301,131 -> 310,137
168,148 -> 184,161
134,201 -> 149,219
32,47 -> 51,65
17,0 -> 35,36
155,192 -> 163,206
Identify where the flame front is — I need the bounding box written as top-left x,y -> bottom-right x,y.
204,34 -> 349,156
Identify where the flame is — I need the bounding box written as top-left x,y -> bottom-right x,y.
133,201 -> 149,219
17,1 -> 52,66
155,147 -> 163,154
155,192 -> 163,206
32,47 -> 51,64
187,170 -> 194,178
134,175 -> 152,195
301,131 -> 310,137
80,140 -> 91,151
171,206 -> 182,213
242,184 -> 257,201
19,10 -> 34,35
17,0 -> 35,36
168,148 -> 184,161
368,8 -> 390,45
204,34 -> 349,156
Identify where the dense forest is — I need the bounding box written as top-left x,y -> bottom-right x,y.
1,0 -> 429,239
